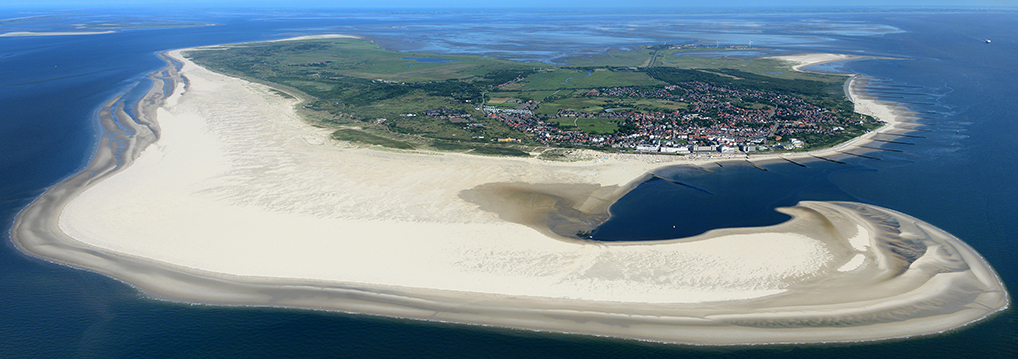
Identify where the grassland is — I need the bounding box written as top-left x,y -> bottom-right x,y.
533,97 -> 689,116
564,47 -> 657,67
331,129 -> 415,150
544,117 -> 620,134
515,69 -> 664,90
657,50 -> 835,81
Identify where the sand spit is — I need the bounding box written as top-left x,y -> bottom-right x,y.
266,34 -> 361,42
772,53 -> 861,72
0,31 -> 116,37
724,53 -> 915,167
11,44 -> 1008,345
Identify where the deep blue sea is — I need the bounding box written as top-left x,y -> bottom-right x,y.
2,9 -> 1016,358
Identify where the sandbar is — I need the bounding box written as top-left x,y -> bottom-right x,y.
10,40 -> 1008,345
0,31 -> 116,37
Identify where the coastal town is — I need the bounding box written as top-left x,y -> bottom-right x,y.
475,80 -> 873,154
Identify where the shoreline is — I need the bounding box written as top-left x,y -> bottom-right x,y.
497,54 -> 917,167
743,53 -> 917,164
10,40 -> 1008,345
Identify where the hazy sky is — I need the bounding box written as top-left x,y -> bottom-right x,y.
2,0 -> 1015,10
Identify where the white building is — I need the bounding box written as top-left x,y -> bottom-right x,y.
635,144 -> 660,152
661,146 -> 690,154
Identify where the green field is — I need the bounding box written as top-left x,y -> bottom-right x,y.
192,38 -> 541,82
544,117 -> 619,134
491,89 -> 570,103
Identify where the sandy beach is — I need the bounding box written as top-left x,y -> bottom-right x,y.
773,53 -> 861,72
11,42 -> 1008,345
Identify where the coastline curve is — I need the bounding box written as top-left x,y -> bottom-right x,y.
10,43 -> 1009,345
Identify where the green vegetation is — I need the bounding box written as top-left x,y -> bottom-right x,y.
430,141 -> 531,157
657,51 -> 811,77
268,89 -> 295,99
652,50 -> 853,112
544,116 -> 619,134
185,38 -> 873,156
472,146 -> 531,157
533,96 -> 687,116
516,69 -> 663,90
331,129 -> 414,150
187,38 -> 539,153
784,118 -> 884,151
565,47 -> 656,67
647,67 -> 837,98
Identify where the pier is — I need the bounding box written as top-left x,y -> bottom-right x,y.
651,173 -> 714,195
810,155 -> 847,164
870,139 -> 915,145
881,132 -> 926,139
861,145 -> 904,153
837,151 -> 882,160
745,160 -> 768,171
780,157 -> 807,167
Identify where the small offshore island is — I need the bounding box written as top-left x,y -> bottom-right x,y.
12,35 -> 1008,345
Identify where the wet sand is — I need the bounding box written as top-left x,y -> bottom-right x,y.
10,42 -> 1008,345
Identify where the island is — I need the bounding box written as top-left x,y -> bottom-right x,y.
11,35 -> 1008,345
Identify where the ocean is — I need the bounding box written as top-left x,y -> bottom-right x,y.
1,9 -> 1015,358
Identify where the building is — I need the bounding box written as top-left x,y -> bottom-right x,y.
693,145 -> 717,153
635,144 -> 660,152
661,146 -> 690,154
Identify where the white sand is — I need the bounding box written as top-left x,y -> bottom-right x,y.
14,45 -> 1005,344
850,76 -> 904,127
846,224 -> 871,251
771,53 -> 861,72
838,254 -> 867,272
59,49 -> 832,304
772,53 -> 907,132
0,31 -> 115,37
266,34 -> 361,42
